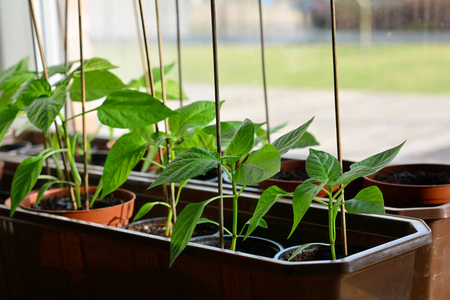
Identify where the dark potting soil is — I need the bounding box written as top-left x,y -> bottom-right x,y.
272,168 -> 309,181
375,170 -> 450,185
279,244 -> 368,262
33,194 -> 123,211
127,219 -> 218,238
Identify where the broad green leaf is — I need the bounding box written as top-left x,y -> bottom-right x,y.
271,117 -> 314,155
130,125 -> 155,143
202,121 -> 242,146
149,147 -> 220,188
333,165 -> 376,186
224,118 -> 254,161
27,97 -> 65,132
133,201 -> 171,221
306,149 -> 342,183
350,141 -> 406,173
293,131 -> 320,149
81,57 -> 119,73
101,132 -> 147,198
289,181 -> 325,238
154,79 -> 188,100
345,186 -> 385,215
234,144 -> 281,185
72,57 -> 118,76
173,131 -> 217,154
10,156 -> 44,216
245,186 -> 290,239
169,100 -> 219,137
15,79 -> 52,106
0,104 -> 22,145
69,70 -> 125,101
0,57 -> 29,87
170,198 -> 216,267
0,72 -> 35,107
97,90 -> 176,129
152,62 -> 176,83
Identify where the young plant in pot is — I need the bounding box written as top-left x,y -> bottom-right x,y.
145,116 -> 315,266
246,141 -> 405,261
3,57 -> 176,227
125,99 -> 225,236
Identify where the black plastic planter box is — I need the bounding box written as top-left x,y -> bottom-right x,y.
0,154 -> 432,299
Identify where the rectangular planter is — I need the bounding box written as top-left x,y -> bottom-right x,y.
0,153 -> 432,299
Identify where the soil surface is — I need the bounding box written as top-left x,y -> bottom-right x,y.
272,168 -> 309,181
127,219 -> 218,238
33,194 -> 123,211
375,170 -> 450,185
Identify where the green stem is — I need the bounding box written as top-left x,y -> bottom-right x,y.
63,107 -> 98,123
231,180 -> 238,251
328,194 -> 336,260
165,207 -> 173,237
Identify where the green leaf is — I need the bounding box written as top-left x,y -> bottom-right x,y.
81,57 -> 119,73
234,144 -> 281,185
101,132 -> 148,198
0,72 -> 35,107
0,104 -> 22,145
149,147 -> 220,188
152,62 -> 176,83
10,156 -> 44,216
15,79 -> 52,106
202,121 -> 241,146
154,79 -> 188,100
350,141 -> 406,173
289,181 -> 325,238
245,186 -> 290,239
69,70 -> 125,101
133,201 -> 171,221
333,165 -> 376,186
306,149 -> 342,183
130,125 -> 155,143
293,131 -> 320,149
170,198 -> 216,267
173,131 -> 217,154
97,90 -> 176,129
345,186 -> 385,215
0,57 -> 29,87
27,97 -> 65,132
169,100 -> 219,137
271,117 -> 314,155
224,118 -> 254,161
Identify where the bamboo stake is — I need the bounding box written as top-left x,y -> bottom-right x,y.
174,0 -> 183,106
329,0 -> 348,256
137,0 -> 171,228
28,0 -> 77,208
257,0 -> 271,144
209,0 -> 224,249
77,0 -> 89,208
155,0 -> 177,223
133,0 -> 151,92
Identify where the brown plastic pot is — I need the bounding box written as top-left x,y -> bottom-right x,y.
6,187 -> 135,227
363,164 -> 450,207
258,159 -> 336,196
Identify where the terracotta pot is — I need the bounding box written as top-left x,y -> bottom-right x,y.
6,187 -> 135,227
258,159 -> 337,197
363,164 -> 450,207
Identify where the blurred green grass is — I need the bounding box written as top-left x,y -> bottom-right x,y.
94,43 -> 450,94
